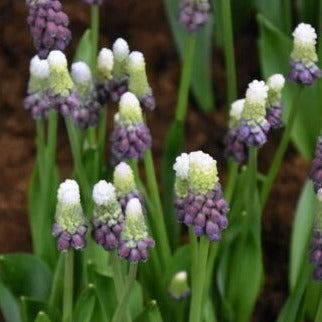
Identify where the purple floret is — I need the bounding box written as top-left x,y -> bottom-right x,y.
266,104 -> 284,129
174,183 -> 229,241
310,225 -> 322,281
118,236 -> 155,262
310,135 -> 322,193
237,119 -> 270,148
140,93 -> 156,111
48,87 -> 79,117
26,0 -> 71,59
288,60 -> 322,86
223,128 -> 248,164
110,123 -> 152,162
24,92 -> 51,119
117,190 -> 145,216
52,221 -> 87,251
108,78 -> 129,103
178,0 -> 210,33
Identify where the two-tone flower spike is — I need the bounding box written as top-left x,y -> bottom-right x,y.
24,55 -> 51,119
52,179 -> 87,251
173,151 -> 229,241
26,0 -> 71,59
310,134 -> 322,194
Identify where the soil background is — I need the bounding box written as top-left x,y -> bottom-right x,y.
0,0 -> 309,321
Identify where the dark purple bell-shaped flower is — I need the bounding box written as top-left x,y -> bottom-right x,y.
223,129 -> 248,164
26,0 -> 71,59
310,135 -> 322,194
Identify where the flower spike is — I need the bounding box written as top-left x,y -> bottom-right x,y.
310,134 -> 322,194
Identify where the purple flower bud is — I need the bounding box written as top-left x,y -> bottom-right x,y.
223,128 -> 248,164
310,135 -> 322,193
24,92 -> 50,120
266,104 -> 283,129
288,59 -> 322,85
140,93 -> 156,111
178,0 -> 210,33
108,78 -> 129,103
26,0 -> 71,59
310,224 -> 322,281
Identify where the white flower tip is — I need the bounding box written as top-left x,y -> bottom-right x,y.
189,151 -> 216,169
126,198 -> 142,217
120,92 -> 140,108
246,80 -> 268,103
318,188 -> 322,202
57,179 -> 80,205
92,180 -> 116,205
30,55 -> 49,79
47,50 -> 67,68
230,99 -> 245,120
293,23 -> 317,45
129,51 -> 145,65
71,61 -> 92,84
97,48 -> 114,70
175,271 -> 187,282
267,74 -> 285,89
114,162 -> 132,179
113,38 -> 129,58
173,153 -> 190,179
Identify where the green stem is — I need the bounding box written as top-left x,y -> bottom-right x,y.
315,290 -> 322,322
247,148 -> 257,217
65,119 -> 92,212
260,87 -> 302,208
36,120 -> 46,186
189,236 -> 209,322
143,149 -> 171,268
281,0 -> 292,34
112,263 -> 138,322
98,107 -> 107,168
110,252 -> 131,322
175,35 -> 196,122
90,5 -> 99,72
319,0 -> 322,60
224,159 -> 239,203
221,0 -> 237,105
62,249 -> 74,322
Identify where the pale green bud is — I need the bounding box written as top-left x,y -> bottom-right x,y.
71,61 -> 93,99
229,99 -> 245,128
267,74 -> 285,107
113,162 -> 136,197
96,48 -> 114,82
28,55 -> 50,93
118,92 -> 144,126
168,271 -> 190,300
173,153 -> 190,197
113,38 -> 130,80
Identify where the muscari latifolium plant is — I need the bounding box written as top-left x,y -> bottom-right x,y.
2,0 -> 322,321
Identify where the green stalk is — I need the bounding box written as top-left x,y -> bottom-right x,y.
36,120 -> 46,181
144,149 -> 171,268
319,0 -> 322,60
98,107 -> 108,168
247,148 -> 258,218
175,35 -> 196,122
221,0 -> 237,105
90,5 -> 99,72
189,236 -> 209,322
112,263 -> 138,322
65,119 -> 92,212
110,252 -> 131,322
260,87 -> 302,208
315,291 -> 322,322
281,0 -> 292,34
62,249 -> 74,322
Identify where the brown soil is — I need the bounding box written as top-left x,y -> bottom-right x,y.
0,0 -> 309,321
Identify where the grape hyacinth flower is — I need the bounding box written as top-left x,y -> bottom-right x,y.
95,48 -> 114,104
109,38 -> 130,102
110,92 -> 152,162
223,99 -> 248,164
91,180 -> 124,251
178,0 -> 210,33
266,74 -> 285,129
113,162 -> 145,214
168,271 -> 191,300
128,51 -> 155,111
310,134 -> 322,193
24,55 -> 51,119
118,198 -> 155,262
236,80 -> 270,148
47,50 -> 79,116
70,61 -> 102,129
173,151 -> 229,241
26,0 -> 71,59
52,179 -> 87,251
309,189 -> 322,280
288,23 -> 322,85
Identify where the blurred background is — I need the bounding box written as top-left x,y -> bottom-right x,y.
1,0 -> 318,320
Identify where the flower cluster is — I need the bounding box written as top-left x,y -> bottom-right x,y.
24,55 -> 51,119
26,0 -> 71,59
178,0 -> 210,33
110,92 -> 152,163
173,151 -> 229,241
289,23 -> 321,85
310,134 -> 322,194
310,190 -> 322,280
52,180 -> 87,251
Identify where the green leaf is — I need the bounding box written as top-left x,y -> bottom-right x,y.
128,282 -> 143,319
304,280 -> 322,320
296,0 -> 320,26
0,282 -> 21,322
35,311 -> 51,322
73,29 -> 92,65
290,180 -> 316,290
73,286 -> 96,322
161,120 -> 184,249
0,254 -> 52,301
134,300 -> 163,322
257,14 -> 322,160
162,0 -> 215,111
20,297 -> 48,322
